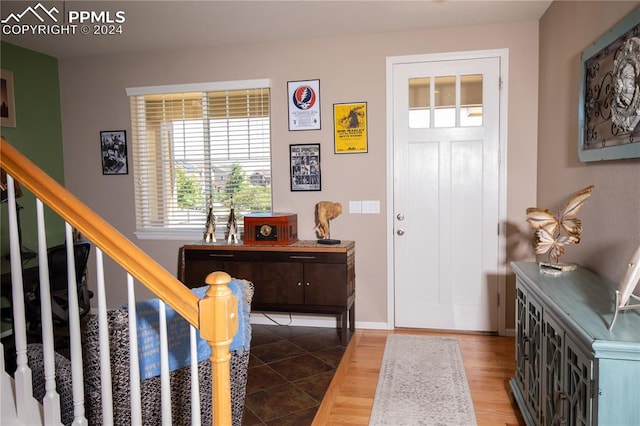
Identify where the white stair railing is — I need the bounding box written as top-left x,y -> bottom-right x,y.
1,137 -> 238,426
3,178 -> 93,425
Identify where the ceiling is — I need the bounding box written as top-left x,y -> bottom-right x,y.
1,1 -> 552,59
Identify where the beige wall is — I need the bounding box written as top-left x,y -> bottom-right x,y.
58,19 -> 540,328
538,2 -> 640,286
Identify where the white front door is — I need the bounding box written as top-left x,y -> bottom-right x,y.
390,53 -> 503,331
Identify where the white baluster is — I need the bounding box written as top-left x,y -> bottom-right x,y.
35,200 -> 62,425
190,325 -> 201,426
7,175 -> 41,424
1,342 -> 19,420
127,274 -> 142,425
64,223 -> 87,426
95,248 -> 113,425
159,301 -> 172,425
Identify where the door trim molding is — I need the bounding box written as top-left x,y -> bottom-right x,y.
385,48 -> 509,335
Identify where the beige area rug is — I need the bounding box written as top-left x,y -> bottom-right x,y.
369,335 -> 477,426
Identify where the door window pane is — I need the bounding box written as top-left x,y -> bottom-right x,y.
409,77 -> 430,128
460,74 -> 483,127
434,75 -> 455,127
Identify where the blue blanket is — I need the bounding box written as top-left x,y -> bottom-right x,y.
133,279 -> 252,380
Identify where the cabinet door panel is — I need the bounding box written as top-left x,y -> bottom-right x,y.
304,263 -> 347,306
515,285 -> 527,392
183,259 -> 226,288
543,312 -> 565,426
259,262 -> 304,305
526,294 -> 543,425
565,337 -> 593,426
227,261 -> 260,282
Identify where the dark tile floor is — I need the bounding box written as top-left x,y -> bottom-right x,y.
242,324 -> 349,425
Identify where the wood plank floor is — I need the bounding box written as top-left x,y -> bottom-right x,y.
313,328 -> 524,426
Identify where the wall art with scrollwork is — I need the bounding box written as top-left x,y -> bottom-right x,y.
579,8 -> 640,162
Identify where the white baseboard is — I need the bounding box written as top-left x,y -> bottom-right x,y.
90,307 -> 390,330
249,311 -> 390,330
92,306 -> 514,335
249,312 -> 336,328
249,313 -> 515,335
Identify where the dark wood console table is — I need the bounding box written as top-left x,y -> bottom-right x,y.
178,240 -> 356,345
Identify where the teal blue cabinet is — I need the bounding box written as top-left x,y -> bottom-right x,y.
511,262 -> 640,426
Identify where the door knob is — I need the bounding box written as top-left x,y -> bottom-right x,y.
396,213 -> 404,221
397,229 -> 405,236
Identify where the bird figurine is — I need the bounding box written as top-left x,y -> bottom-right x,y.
226,198 -> 239,244
203,196 -> 216,243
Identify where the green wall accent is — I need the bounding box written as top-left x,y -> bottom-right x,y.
1,42 -> 65,258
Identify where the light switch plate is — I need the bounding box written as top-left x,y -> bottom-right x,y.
349,201 -> 362,214
362,200 -> 380,214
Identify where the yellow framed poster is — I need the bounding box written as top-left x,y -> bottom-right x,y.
333,102 -> 367,153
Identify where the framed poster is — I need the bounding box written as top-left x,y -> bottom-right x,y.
1,69 -> 16,128
579,8 -> 640,162
100,130 -> 128,175
290,143 -> 321,191
288,79 -> 321,131
334,102 -> 368,153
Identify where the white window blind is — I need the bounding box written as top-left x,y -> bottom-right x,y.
127,80 -> 271,239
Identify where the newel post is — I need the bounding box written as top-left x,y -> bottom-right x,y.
199,271 -> 238,425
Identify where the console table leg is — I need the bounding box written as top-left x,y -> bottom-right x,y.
339,311 -> 348,346
349,303 -> 355,332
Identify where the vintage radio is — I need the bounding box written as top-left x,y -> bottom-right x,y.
243,213 -> 298,245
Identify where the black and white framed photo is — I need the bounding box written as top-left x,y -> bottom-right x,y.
290,143 -> 321,191
287,79 -> 321,131
100,130 -> 128,175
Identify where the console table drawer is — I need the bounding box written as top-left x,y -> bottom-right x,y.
185,250 -> 263,262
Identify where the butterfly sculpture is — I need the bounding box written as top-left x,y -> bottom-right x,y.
525,185 -> 594,262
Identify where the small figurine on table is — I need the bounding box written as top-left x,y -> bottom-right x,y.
204,196 -> 216,243
314,201 -> 342,245
226,197 -> 239,244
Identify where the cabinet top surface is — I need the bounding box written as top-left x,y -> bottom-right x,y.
512,261 -> 640,347
183,240 -> 355,253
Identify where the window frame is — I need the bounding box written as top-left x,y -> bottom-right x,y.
126,79 -> 272,240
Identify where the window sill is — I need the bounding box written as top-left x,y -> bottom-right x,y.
135,229 -> 203,241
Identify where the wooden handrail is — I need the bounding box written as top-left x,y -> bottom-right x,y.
0,137 -> 200,327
